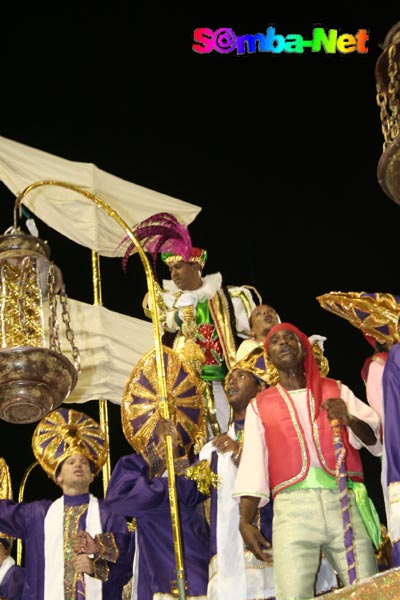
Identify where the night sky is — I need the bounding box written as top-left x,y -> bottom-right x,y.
1,6 -> 400,522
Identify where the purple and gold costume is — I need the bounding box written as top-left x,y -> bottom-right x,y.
105,453 -> 209,600
0,493 -> 133,599
381,343 -> 400,566
0,559 -> 24,600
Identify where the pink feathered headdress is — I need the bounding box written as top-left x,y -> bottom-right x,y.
116,212 -> 193,278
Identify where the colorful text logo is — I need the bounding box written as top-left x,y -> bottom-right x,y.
192,27 -> 369,56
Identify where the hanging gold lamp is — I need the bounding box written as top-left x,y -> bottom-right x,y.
0,226 -> 79,424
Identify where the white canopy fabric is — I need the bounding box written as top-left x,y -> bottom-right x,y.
44,298 -> 155,405
0,135 -> 202,256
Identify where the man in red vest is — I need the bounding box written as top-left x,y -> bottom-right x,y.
233,322 -> 382,600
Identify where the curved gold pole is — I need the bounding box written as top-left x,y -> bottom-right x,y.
14,180 -> 187,598
91,249 -> 111,497
16,461 -> 39,565
99,397 -> 111,495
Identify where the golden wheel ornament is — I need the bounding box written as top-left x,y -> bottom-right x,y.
121,345 -> 205,463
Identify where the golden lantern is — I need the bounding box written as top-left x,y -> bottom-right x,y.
0,225 -> 79,424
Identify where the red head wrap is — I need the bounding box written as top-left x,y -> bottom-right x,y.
264,322 -> 323,409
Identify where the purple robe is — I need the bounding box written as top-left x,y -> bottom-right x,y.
0,563 -> 25,599
382,343 -> 400,566
0,493 -> 133,599
104,453 -> 209,599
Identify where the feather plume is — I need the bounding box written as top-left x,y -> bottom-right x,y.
116,212 -> 193,274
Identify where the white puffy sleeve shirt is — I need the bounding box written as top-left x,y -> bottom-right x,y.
232,382 -> 382,507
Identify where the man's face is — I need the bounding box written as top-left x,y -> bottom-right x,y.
267,329 -> 304,369
56,453 -> 93,492
169,261 -> 201,290
250,304 -> 280,338
225,368 -> 262,412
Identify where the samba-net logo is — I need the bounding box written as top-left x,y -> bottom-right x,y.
192,26 -> 369,56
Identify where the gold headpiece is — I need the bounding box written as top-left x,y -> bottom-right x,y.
161,247 -> 207,269
0,457 -> 14,551
32,408 -> 108,482
316,291 -> 400,346
225,347 -> 273,387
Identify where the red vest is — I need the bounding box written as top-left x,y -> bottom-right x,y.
256,378 -> 364,498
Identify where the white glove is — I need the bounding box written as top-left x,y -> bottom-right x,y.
308,334 -> 327,352
175,293 -> 198,324
175,293 -> 198,309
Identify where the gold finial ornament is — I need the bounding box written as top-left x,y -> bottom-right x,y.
0,458 -> 12,501
174,304 -> 208,450
179,305 -> 206,377
311,342 -> 330,377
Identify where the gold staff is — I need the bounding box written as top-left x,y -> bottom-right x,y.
90,249 -> 111,496
14,180 -> 187,599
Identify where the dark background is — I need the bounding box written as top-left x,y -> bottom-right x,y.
1,6 -> 399,523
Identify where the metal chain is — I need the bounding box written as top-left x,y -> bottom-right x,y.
59,284 -> 81,373
47,264 -> 61,353
388,44 -> 400,140
376,44 -> 400,149
376,83 -> 391,150
47,264 -> 81,372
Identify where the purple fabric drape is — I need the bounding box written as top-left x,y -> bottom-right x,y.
104,452 -> 210,600
382,343 -> 400,567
